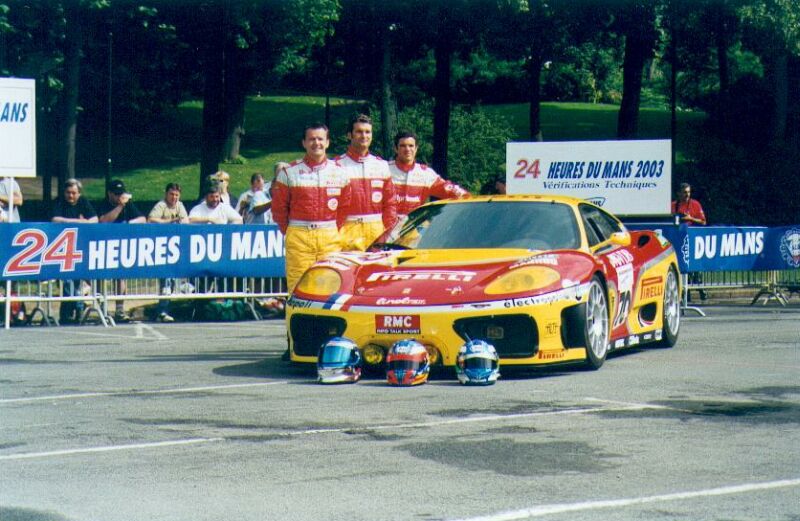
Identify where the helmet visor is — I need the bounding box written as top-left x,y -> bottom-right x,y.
320,344 -> 357,365
388,359 -> 423,372
464,357 -> 498,371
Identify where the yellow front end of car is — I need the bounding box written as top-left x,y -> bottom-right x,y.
287,284 -> 593,368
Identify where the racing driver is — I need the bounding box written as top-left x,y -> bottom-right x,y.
337,114 -> 397,250
390,130 -> 469,218
272,123 -> 352,291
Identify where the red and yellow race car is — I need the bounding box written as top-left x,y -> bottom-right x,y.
286,195 -> 680,371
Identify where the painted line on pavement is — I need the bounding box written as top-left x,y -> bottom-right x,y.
0,404 -> 646,462
135,323 -> 169,340
0,438 -> 224,461
0,381 -> 289,404
448,478 -> 800,521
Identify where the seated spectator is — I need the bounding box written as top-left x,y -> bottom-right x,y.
51,179 -> 98,323
98,179 -> 146,323
148,182 -> 189,322
0,176 -> 23,223
236,173 -> 273,224
212,170 -> 236,208
148,182 -> 189,224
480,173 -> 506,195
189,183 -> 243,224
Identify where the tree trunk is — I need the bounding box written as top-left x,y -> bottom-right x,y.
617,5 -> 655,140
57,0 -> 82,192
199,3 -> 226,196
767,51 -> 788,142
432,32 -> 452,178
222,70 -> 247,163
714,1 -> 730,137
39,79 -> 56,204
379,28 -> 397,158
528,54 -> 543,142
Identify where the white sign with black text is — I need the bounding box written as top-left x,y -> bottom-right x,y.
0,77 -> 36,178
506,140 -> 671,216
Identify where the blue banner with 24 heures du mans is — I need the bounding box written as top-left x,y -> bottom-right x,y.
0,223 -> 285,281
1,222 -> 799,281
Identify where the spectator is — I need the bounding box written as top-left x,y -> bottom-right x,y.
51,179 -> 98,324
0,205 -> 6,222
672,182 -> 707,301
272,122 -> 351,291
212,170 -> 236,208
148,182 -> 189,224
98,179 -> 146,323
148,182 -> 189,322
671,182 -> 706,226
0,176 -> 23,222
336,113 -> 396,250
480,173 -> 506,195
272,162 -> 290,196
236,173 -> 273,224
389,130 -> 469,219
189,183 -> 243,224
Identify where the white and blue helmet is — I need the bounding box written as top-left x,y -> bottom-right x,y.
455,340 -> 500,385
317,337 -> 362,384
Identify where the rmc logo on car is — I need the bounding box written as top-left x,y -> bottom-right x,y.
375,314 -> 421,334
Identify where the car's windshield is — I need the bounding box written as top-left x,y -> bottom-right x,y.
375,201 -> 581,250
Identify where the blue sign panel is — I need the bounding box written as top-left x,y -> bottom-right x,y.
0,223 -> 285,281
627,223 -> 800,272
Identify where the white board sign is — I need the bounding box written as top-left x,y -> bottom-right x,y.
0,77 -> 37,178
506,140 -> 672,216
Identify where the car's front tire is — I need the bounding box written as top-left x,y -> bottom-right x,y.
583,275 -> 609,370
656,266 -> 680,348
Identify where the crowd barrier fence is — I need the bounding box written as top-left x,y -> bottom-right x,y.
2,222 -> 800,328
1,277 -> 288,327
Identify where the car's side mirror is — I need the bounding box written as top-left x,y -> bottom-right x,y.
609,231 -> 631,247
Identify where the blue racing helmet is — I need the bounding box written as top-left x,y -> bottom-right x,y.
455,339 -> 500,385
317,337 -> 362,384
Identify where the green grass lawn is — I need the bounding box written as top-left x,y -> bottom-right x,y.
74,96 -> 707,203
78,95 -> 367,202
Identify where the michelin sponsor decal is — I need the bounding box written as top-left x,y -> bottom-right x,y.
511,253 -> 559,268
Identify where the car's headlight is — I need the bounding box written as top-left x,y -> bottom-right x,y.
484,266 -> 561,295
295,268 -> 342,296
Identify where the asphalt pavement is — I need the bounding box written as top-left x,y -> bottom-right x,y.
1,306 -> 799,521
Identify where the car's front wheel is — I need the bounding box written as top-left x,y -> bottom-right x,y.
656,266 -> 680,348
583,275 -> 609,370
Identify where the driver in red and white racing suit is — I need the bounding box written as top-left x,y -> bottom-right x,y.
272,123 -> 351,291
337,114 -> 397,250
390,131 -> 469,218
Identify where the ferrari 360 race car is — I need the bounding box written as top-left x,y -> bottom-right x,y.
286,195 -> 680,372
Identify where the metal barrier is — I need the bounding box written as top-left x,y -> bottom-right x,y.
1,277 -> 288,328
3,270 -> 799,327
680,269 -> 800,316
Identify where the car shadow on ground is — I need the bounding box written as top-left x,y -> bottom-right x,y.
212,356 -> 584,384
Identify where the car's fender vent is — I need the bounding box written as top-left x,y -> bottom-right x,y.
290,314 -> 347,357
638,302 -> 657,324
453,314 -> 538,358
561,303 -> 586,348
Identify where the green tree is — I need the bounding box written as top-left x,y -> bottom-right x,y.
738,0 -> 800,141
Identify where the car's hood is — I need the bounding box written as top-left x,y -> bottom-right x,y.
303,248 -> 597,305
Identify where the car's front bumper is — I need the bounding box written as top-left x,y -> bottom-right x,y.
287,283 -> 592,367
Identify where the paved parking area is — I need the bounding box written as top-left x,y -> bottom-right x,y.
1,307 -> 799,521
